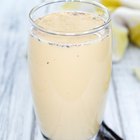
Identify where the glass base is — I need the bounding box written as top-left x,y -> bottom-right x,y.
41,133 -> 96,140
41,122 -> 123,140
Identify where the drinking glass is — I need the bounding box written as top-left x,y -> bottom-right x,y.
28,0 -> 111,140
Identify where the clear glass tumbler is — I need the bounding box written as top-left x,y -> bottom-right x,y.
28,0 -> 111,140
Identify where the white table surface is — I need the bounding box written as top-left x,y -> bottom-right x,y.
0,0 -> 140,139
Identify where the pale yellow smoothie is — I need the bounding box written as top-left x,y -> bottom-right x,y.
28,12 -> 111,140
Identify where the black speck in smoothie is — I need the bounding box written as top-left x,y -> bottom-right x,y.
76,54 -> 79,58
38,38 -> 41,42
106,34 -> 109,38
48,42 -> 54,46
72,12 -> 78,16
47,61 -> 50,64
92,17 -> 97,20
79,12 -> 85,15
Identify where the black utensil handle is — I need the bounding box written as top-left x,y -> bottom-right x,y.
96,121 -> 123,140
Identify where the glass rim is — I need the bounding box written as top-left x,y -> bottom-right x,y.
29,0 -> 111,36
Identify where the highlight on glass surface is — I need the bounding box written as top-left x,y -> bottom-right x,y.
28,0 -> 112,140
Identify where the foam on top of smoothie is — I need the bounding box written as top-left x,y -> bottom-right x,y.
36,12 -> 104,34
32,12 -> 106,45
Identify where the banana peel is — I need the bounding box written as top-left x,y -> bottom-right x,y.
133,68 -> 140,81
100,0 -> 121,11
112,22 -> 129,62
130,24 -> 140,47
